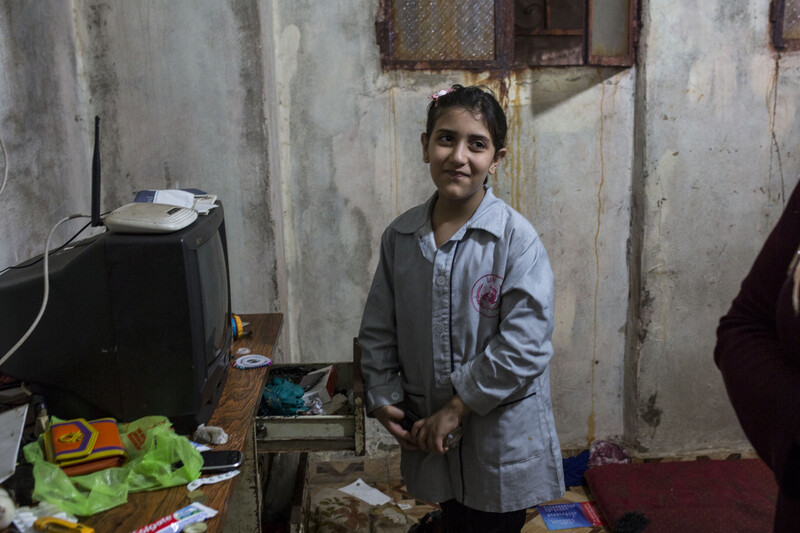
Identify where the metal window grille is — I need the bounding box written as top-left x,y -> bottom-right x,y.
376,0 -> 636,69
772,0 -> 800,50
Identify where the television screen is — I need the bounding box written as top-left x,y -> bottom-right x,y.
197,230 -> 229,368
0,203 -> 232,433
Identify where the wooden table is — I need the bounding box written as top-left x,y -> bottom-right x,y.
83,313 -> 282,532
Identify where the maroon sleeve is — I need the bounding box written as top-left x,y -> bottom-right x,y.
714,182 -> 800,498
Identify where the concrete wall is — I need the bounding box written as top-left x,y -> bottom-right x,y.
630,0 -> 800,454
0,0 -> 286,320
1,0 -> 798,455
272,2 -> 634,449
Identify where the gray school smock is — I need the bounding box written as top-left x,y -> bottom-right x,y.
359,186 -> 565,513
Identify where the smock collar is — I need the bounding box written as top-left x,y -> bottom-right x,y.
391,185 -> 507,240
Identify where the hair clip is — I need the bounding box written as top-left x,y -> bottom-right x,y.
430,88 -> 455,105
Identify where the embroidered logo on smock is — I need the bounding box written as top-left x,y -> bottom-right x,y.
471,274 -> 503,317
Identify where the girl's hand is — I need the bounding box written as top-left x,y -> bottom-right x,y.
411,395 -> 471,455
373,404 -> 419,450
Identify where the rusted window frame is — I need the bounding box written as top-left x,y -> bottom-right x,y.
512,0 -> 586,68
376,0 -> 638,70
771,0 -> 800,51
587,0 -> 638,66
376,0 -> 513,70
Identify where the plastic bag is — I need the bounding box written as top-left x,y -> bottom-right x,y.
22,415 -> 203,516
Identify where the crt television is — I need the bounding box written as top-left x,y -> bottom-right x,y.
0,202 -> 232,434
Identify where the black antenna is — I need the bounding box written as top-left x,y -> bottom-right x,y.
91,116 -> 101,227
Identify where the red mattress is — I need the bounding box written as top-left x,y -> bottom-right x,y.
583,459 -> 778,532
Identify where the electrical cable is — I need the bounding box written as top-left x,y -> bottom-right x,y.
0,218 -> 98,276
0,214 -> 90,368
2,227 -> 92,274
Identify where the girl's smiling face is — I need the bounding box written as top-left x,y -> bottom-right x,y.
421,107 -> 506,206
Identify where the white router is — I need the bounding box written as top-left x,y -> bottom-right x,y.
103,202 -> 198,234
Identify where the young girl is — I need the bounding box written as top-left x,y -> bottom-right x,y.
359,85 -> 564,532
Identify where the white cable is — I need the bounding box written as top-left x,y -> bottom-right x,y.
0,214 -> 89,368
0,134 -> 7,201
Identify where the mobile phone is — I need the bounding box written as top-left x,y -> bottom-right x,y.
399,410 -> 462,448
400,410 -> 419,432
200,449 -> 243,472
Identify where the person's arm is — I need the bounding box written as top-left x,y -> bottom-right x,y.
415,229 -> 554,454
358,228 -> 417,449
715,183 -> 800,498
450,230 -> 555,417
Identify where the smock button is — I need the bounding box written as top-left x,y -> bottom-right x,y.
438,376 -> 450,385
436,276 -> 446,286
391,392 -> 400,401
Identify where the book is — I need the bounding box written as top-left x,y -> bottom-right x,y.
536,502 -> 604,530
133,189 -> 218,214
44,418 -> 127,476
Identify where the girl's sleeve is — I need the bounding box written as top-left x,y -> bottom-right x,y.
358,228 -> 403,414
714,181 -> 800,498
451,229 -> 555,416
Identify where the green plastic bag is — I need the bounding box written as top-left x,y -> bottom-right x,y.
23,415 -> 203,516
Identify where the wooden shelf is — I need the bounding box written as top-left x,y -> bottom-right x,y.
82,313 -> 283,532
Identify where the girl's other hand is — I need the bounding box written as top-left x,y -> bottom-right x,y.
373,404 -> 419,450
412,395 -> 470,455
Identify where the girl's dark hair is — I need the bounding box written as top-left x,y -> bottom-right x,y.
425,84 -> 508,151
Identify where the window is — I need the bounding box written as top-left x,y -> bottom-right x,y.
514,0 -> 585,66
772,0 -> 800,50
376,0 -> 638,69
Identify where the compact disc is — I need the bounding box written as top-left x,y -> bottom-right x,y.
233,354 -> 272,369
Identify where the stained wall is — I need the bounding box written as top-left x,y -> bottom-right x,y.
1,0 -> 798,454
630,0 -> 800,453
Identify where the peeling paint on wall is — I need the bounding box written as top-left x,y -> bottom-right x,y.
6,0 -> 799,457
587,73 -> 607,446
0,2 -> 91,266
507,83 -> 523,213
641,392 -> 662,428
767,56 -> 785,209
